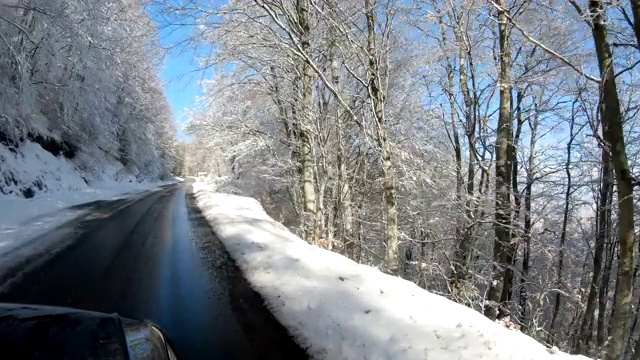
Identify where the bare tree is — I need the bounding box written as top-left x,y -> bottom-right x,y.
587,0 -> 637,357
164,0 -> 640,356
485,0 -> 514,320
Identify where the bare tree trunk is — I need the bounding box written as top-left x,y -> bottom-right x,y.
270,66 -> 304,218
608,273 -> 620,350
442,11 -> 478,298
440,23 -> 467,295
630,0 -> 640,49
460,32 -> 479,256
364,0 -> 399,273
624,269 -> 640,358
570,251 -> 593,350
576,150 -> 612,354
549,110 -> 575,344
325,0 -> 354,255
518,113 -> 537,331
588,2 -> 636,358
499,89 -> 525,312
485,0 -> 513,320
296,0 -> 318,244
597,193 -> 614,347
337,118 -> 354,251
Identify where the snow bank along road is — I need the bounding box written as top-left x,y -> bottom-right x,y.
0,180 -> 306,360
194,183 -> 590,360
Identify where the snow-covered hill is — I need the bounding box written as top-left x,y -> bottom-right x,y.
192,182 -> 590,360
0,140 -> 166,198
0,0 -> 176,199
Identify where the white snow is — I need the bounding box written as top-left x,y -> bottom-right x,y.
0,181 -> 166,228
0,141 -> 88,196
0,140 -> 175,228
192,182 -> 590,360
0,181 -> 172,278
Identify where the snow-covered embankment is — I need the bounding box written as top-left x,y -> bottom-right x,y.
192,182 -> 589,360
0,141 -> 176,230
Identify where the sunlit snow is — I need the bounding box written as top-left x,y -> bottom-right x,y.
193,181 -> 590,360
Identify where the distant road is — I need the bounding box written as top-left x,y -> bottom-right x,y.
0,180 -> 306,360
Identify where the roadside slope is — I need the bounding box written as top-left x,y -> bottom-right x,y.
192,183 -> 590,360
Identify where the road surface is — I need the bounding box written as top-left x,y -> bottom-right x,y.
0,181 -> 307,359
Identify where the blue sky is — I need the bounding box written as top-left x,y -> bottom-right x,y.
151,0 -> 226,142
158,26 -> 202,141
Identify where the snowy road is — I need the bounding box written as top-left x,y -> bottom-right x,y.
0,181 -> 306,360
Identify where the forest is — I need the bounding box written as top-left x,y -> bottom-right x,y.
156,0 -> 640,359
0,0 -> 176,196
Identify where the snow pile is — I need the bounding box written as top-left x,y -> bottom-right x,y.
0,141 -> 171,198
0,180 -> 171,229
0,142 -> 88,197
0,140 -> 177,241
192,183 -> 589,360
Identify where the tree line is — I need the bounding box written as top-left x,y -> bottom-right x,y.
0,0 -> 176,193
158,0 -> 640,358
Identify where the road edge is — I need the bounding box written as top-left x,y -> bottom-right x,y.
0,186 -> 176,295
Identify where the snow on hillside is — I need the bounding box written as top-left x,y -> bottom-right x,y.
0,141 -> 164,198
192,182 -> 590,360
0,142 -> 88,197
0,176 -> 173,229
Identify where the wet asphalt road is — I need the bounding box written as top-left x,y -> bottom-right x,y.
0,182 -> 307,360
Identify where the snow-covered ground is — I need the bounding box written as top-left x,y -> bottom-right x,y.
2,177 -> 175,233
0,141 -> 166,197
1,180 -> 170,228
192,181 -> 589,360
